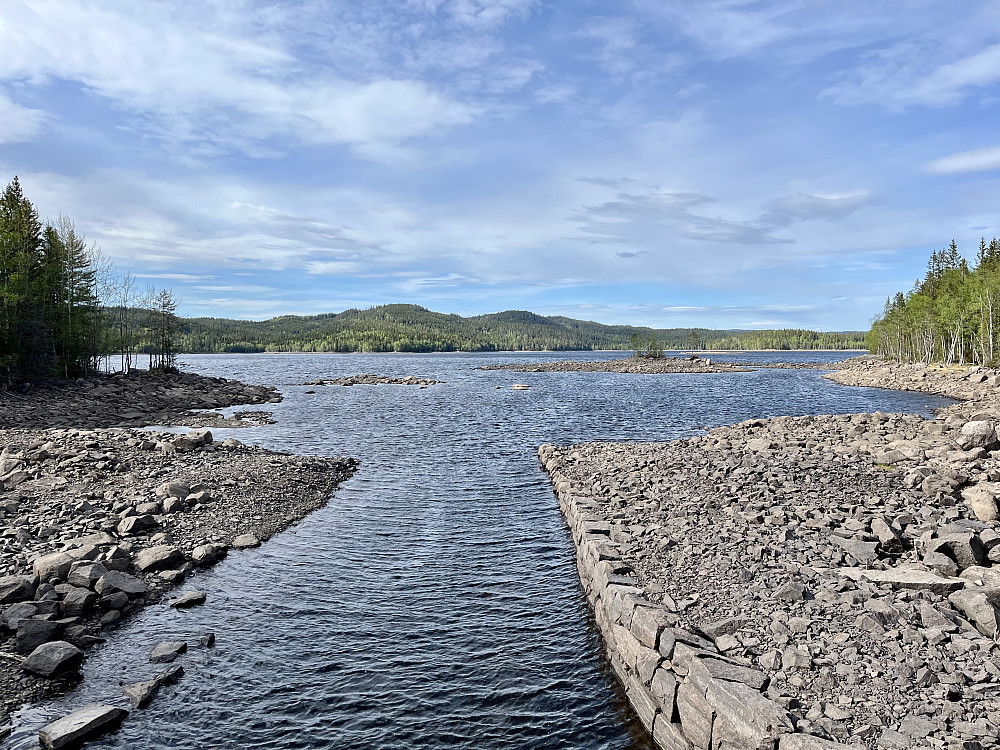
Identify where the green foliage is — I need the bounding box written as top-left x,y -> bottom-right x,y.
176,305 -> 865,354
868,237 -> 1000,364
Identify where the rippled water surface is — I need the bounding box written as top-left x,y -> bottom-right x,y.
6,351 -> 953,749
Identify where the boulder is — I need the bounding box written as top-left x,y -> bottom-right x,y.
23,640 -> 84,677
66,561 -> 109,590
956,420 -> 998,451
156,481 -> 190,499
191,543 -> 224,566
232,534 -> 260,549
134,545 -> 183,573
162,497 -> 185,514
38,704 -> 128,750
948,589 -> 1000,637
117,515 -> 159,536
33,552 -> 74,582
16,619 -> 64,655
95,571 -> 147,598
169,591 -> 206,609
0,574 -> 37,604
962,483 -> 1000,522
61,587 -> 98,618
149,640 -> 187,664
3,601 -> 39,630
123,678 -> 160,709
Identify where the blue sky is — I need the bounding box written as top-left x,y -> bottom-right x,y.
2,1 -> 1000,330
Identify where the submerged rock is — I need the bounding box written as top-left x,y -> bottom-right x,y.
38,703 -> 128,749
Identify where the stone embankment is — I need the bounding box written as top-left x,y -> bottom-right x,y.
0,371 -> 281,429
542,359 -> 1000,750
827,357 -> 1000,401
480,357 -> 750,374
304,374 -> 442,387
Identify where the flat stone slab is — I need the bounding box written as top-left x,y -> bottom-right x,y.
149,640 -> 187,664
38,703 -> 128,749
838,566 -> 965,594
232,534 -> 260,549
169,590 -> 206,608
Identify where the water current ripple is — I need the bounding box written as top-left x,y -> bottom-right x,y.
5,351 -> 952,749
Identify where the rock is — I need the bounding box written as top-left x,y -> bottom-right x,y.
831,535 -> 879,565
948,589 -> 1000,637
187,428 -> 213,446
60,586 -> 98,618
16,619 -> 64,655
839,566 -> 965,594
962,483 -> 1000,522
66,561 -> 109,590
198,633 -> 215,647
779,735 -> 864,748
134,545 -> 183,573
38,704 -> 128,749
33,552 -> 74,582
773,580 -> 808,601
117,514 -> 159,536
156,481 -> 190,499
169,590 -> 206,608
191,543 -> 224,566
162,496 -> 185,514
149,640 -> 187,663
157,664 -> 184,684
232,534 -> 260,549
123,678 -> 160,709
956,420 -> 998,451
23,640 -> 84,677
3,601 -> 38,630
99,592 -> 129,610
0,574 -> 37,604
927,532 -> 986,571
95,570 -> 147,598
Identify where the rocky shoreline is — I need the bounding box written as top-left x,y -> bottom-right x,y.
479,356 -> 752,374
542,356 -> 1000,750
304,374 -> 442,387
0,371 -> 357,738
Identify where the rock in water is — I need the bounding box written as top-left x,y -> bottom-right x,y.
169,590 -> 206,608
38,704 -> 128,749
23,641 -> 84,677
149,640 -> 187,663
123,678 -> 160,709
232,534 -> 260,549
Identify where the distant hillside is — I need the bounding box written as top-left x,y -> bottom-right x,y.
175,304 -> 865,353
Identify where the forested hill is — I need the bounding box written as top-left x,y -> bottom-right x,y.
177,304 -> 864,353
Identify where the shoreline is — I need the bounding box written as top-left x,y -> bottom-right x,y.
541,356 -> 1000,749
0,371 -> 357,732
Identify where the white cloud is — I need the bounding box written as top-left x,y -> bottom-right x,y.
0,92 -> 46,143
926,146 -> 1000,175
0,0 -> 475,157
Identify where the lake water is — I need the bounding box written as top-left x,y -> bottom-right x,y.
4,351 -> 953,749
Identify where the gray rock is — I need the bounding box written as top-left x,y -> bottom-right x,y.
16,619 -> 64,655
117,515 -> 159,536
134,545 -> 183,573
23,640 -> 84,677
156,481 -> 190,498
149,640 -> 187,663
3,601 -> 38,630
832,535 -> 879,565
169,591 -> 206,609
0,575 -> 37,604
956,420 -> 998,451
66,561 -> 108,590
123,678 -> 160,709
33,552 -> 73,582
948,589 -> 1000,637
232,534 -> 260,549
38,703 -> 128,750
61,587 -> 98,618
191,543 -> 224,566
962,483 -> 999,522
95,571 -> 147,598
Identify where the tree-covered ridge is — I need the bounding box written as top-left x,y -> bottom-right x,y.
868,238 -> 1000,364
177,304 -> 865,353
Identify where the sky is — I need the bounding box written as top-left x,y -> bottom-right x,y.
2,1 -> 1000,331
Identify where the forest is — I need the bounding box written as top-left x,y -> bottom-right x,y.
177,305 -> 865,353
867,238 -> 1000,364
0,177 -> 179,386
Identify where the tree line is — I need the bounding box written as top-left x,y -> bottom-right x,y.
177,304 -> 866,354
0,177 -> 180,387
867,238 -> 1000,364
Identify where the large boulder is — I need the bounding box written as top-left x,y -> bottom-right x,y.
0,574 -> 37,604
134,545 -> 183,573
16,620 -> 64,655
948,589 -> 1000,637
962,483 -> 1000,522
38,704 -> 128,750
23,640 -> 84,677
956,420 -> 999,451
191,543 -> 225,566
61,586 -> 98,618
66,561 -> 108,590
156,480 -> 190,499
95,571 -> 147,598
33,553 -> 74,582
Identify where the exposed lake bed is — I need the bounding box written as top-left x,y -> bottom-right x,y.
0,351 -> 975,749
